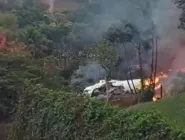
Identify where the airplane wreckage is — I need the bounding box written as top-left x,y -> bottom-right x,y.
83,77 -> 163,104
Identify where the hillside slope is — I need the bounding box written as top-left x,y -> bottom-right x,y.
130,93 -> 185,130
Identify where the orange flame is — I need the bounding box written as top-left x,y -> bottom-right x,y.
159,72 -> 168,79
143,77 -> 160,87
143,72 -> 169,102
152,97 -> 157,101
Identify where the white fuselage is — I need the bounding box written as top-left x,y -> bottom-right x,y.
83,79 -> 142,96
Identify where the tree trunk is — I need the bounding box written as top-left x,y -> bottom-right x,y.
160,85 -> 163,98
137,44 -> 144,103
122,43 -> 134,94
105,71 -> 111,102
153,37 -> 158,90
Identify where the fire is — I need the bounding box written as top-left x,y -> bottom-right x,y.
159,72 -> 168,79
142,72 -> 169,102
151,68 -> 185,101
155,77 -> 160,84
152,97 -> 157,101
143,77 -> 160,87
144,71 -> 169,87
149,68 -> 185,101
154,84 -> 162,90
144,80 -> 150,86
138,67 -> 185,102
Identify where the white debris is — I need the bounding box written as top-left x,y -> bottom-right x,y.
83,79 -> 142,96
83,80 -> 106,95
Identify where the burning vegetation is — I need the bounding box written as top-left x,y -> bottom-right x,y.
84,35 -> 185,105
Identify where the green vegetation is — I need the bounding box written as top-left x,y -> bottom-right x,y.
0,0 -> 185,139
131,93 -> 185,130
90,40 -> 119,96
0,13 -> 17,29
0,48 -> 67,120
8,84 -> 185,140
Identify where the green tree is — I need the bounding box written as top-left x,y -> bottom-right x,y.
15,9 -> 51,28
175,0 -> 185,29
90,40 -> 119,100
0,13 -> 17,30
105,22 -> 139,44
17,26 -> 52,58
0,50 -> 41,120
15,0 -> 51,28
17,26 -> 45,45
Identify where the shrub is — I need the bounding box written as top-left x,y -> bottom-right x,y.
0,13 -> 17,29
0,51 -> 41,120
0,50 -> 68,121
9,84 -> 185,140
141,88 -> 154,102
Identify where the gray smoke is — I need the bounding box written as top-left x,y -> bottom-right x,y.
71,0 -> 184,85
49,0 -> 54,13
42,0 -> 55,13
77,0 -> 155,41
71,61 -> 105,85
77,0 -> 182,41
153,0 -> 184,40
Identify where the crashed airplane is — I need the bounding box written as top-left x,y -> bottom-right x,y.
83,79 -> 142,96
83,77 -> 163,101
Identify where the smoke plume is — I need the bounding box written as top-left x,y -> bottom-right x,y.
45,0 -> 54,13
154,0 -> 185,86
78,0 -> 184,42
72,0 -> 185,87
71,61 -> 105,86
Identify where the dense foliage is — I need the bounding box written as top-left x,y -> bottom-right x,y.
9,84 -> 185,140
0,0 -> 185,139
0,47 -> 70,120
0,0 -> 77,121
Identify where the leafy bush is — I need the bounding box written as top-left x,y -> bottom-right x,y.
0,51 -> 42,120
0,13 -> 17,29
0,50 -> 69,121
9,84 -> 185,140
141,89 -> 154,102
